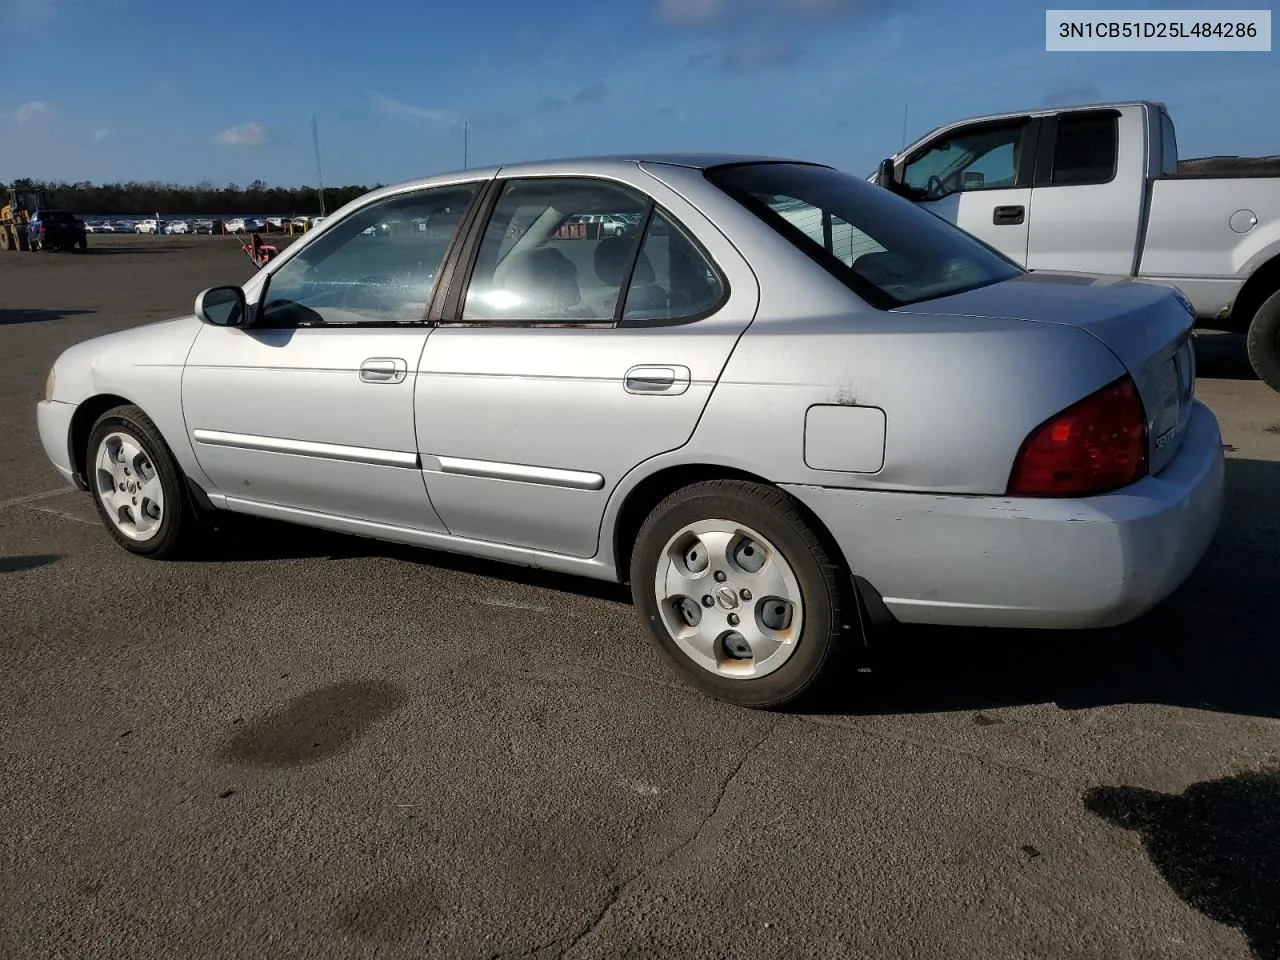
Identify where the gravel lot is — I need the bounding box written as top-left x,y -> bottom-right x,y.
3,234 -> 1279,959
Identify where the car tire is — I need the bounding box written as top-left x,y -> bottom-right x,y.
87,405 -> 195,559
630,479 -> 848,709
1246,290 -> 1280,394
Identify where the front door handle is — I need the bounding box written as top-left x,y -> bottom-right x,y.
624,365 -> 691,396
992,205 -> 1025,226
359,357 -> 408,384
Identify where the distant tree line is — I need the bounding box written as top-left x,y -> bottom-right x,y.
9,177 -> 379,216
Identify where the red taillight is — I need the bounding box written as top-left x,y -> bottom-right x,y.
1007,376 -> 1148,497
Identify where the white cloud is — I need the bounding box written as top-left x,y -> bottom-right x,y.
93,127 -> 112,143
656,0 -> 726,23
657,0 -> 876,27
371,92 -> 450,124
216,122 -> 275,147
14,100 -> 55,126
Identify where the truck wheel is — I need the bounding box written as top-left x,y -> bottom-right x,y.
1246,290 -> 1280,393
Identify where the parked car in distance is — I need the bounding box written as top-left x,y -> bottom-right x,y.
192,219 -> 224,235
35,154 -> 1225,708
167,220 -> 190,234
134,219 -> 158,234
28,210 -> 87,251
224,217 -> 264,234
291,216 -> 313,230
873,100 -> 1280,391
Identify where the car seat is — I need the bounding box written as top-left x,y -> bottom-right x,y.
500,246 -> 582,318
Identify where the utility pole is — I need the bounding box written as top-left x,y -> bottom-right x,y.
311,115 -> 327,216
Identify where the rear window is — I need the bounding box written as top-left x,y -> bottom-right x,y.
43,211 -> 76,223
707,162 -> 1022,308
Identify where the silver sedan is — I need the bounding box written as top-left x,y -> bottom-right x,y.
35,154 -> 1225,708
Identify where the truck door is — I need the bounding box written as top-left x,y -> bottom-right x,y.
1025,109 -> 1144,275
902,116 -> 1036,267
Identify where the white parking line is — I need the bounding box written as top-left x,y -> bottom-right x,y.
24,504 -> 97,526
0,487 -> 78,510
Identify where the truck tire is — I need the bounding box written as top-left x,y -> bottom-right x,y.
1246,290 -> 1280,393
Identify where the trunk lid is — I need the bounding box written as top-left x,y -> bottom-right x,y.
894,272 -> 1197,475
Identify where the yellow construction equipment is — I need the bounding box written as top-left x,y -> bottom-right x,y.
0,188 -> 47,252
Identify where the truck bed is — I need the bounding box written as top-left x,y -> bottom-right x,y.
1137,176 -> 1280,317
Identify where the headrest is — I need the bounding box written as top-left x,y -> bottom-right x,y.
594,236 -> 654,286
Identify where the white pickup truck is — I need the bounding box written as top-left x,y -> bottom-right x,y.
873,101 -> 1280,390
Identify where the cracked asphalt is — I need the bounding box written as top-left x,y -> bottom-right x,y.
3,235 -> 1280,959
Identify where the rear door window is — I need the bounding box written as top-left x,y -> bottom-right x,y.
618,210 -> 725,323
1049,114 -> 1118,186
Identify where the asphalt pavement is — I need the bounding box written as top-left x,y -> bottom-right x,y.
2,235 -> 1279,959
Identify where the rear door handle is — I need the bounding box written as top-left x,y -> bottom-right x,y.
624,365 -> 691,396
992,205 -> 1025,225
359,357 -> 408,384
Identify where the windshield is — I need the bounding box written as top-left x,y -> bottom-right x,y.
706,162 -> 1022,308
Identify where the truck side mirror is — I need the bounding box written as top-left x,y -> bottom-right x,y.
877,158 -> 899,191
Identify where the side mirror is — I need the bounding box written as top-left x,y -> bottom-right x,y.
195,285 -> 247,327
876,158 -> 899,191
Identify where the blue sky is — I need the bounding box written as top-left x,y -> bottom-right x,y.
2,0 -> 1276,187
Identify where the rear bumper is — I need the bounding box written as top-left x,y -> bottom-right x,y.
36,399 -> 78,486
783,400 -> 1225,630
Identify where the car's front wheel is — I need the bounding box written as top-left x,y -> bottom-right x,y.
630,479 -> 847,709
87,405 -> 194,558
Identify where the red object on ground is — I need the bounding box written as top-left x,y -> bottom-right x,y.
241,232 -> 280,266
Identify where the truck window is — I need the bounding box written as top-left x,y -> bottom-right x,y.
1160,111 -> 1179,175
902,119 -> 1030,200
1049,114 -> 1118,186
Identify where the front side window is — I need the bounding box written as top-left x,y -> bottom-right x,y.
462,178 -> 648,322
903,120 -> 1029,199
709,162 -> 1022,308
258,183 -> 479,327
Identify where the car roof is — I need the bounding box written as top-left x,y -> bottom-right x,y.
363,153 -> 828,202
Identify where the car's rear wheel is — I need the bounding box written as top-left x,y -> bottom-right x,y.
87,405 -> 194,559
630,479 -> 846,709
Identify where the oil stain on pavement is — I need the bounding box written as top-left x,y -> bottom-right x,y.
220,680 -> 409,767
1084,770 -> 1280,960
